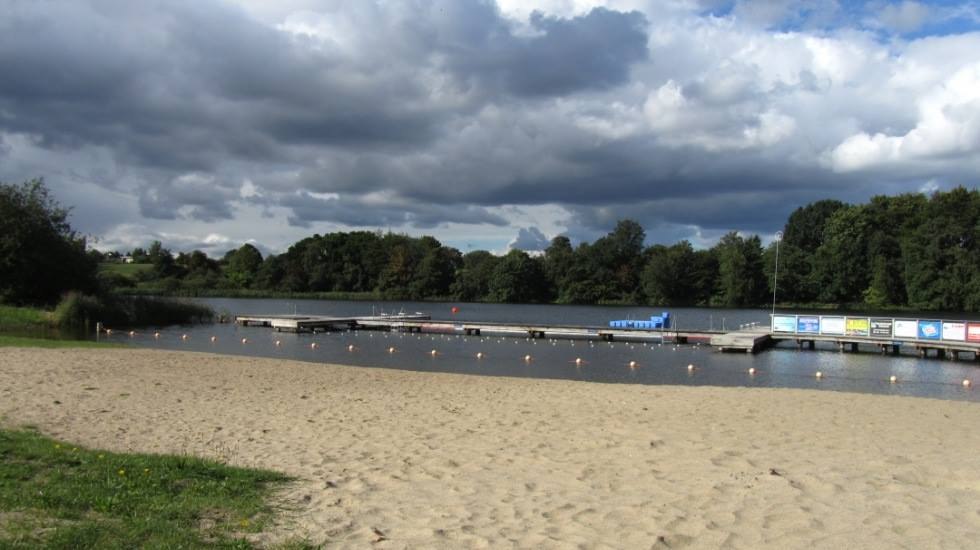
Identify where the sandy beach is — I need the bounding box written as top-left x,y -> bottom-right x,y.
2,347 -> 980,548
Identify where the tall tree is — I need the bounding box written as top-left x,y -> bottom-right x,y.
451,250 -> 499,302
0,179 -> 97,305
487,250 -> 548,303
224,244 -> 263,289
713,232 -> 767,307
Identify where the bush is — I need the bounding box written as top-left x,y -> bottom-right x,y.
53,293 -> 213,328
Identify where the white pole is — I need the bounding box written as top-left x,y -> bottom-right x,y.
772,231 -> 782,324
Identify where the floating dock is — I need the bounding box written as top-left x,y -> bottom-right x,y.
769,314 -> 980,360
234,312 -> 979,360
235,314 -> 721,343
708,326 -> 773,353
235,313 -> 431,332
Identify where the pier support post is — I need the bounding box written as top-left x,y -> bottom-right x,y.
892,344 -> 900,355
918,347 -> 928,358
937,349 -> 946,360
850,342 -> 858,353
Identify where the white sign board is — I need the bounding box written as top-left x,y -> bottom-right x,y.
894,320 -> 918,339
942,322 -> 966,341
820,316 -> 845,335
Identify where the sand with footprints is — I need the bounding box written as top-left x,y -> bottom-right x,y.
3,347 -> 980,548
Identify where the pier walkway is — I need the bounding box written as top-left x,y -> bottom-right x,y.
235,314 -> 722,344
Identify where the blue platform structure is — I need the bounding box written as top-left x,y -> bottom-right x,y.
609,312 -> 671,330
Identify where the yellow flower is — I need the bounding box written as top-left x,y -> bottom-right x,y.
98,454 -> 105,459
239,519 -> 250,528
54,444 -> 61,449
144,468 -> 150,475
118,469 -> 125,476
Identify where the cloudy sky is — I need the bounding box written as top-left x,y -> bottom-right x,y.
1,0 -> 978,256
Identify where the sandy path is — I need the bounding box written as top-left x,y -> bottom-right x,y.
2,348 -> 980,549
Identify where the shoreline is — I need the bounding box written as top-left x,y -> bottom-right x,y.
3,347 -> 980,548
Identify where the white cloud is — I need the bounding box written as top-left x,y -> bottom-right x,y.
830,61 -> 980,172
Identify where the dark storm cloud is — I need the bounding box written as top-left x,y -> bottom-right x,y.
442,7 -> 649,97
0,0 -> 653,229
280,192 -> 509,229
1,0 -> 975,251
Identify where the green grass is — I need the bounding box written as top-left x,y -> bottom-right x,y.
97,263 -> 154,279
0,306 -> 51,330
0,336 -> 119,349
0,428 -> 311,549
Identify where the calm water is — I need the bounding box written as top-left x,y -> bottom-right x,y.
101,298 -> 980,403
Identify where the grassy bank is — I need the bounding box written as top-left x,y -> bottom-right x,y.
0,335 -> 119,348
0,305 -> 52,330
1,295 -> 213,338
0,428 -> 309,548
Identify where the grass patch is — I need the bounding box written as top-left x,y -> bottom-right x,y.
0,336 -> 119,349
0,306 -> 51,330
97,263 -> 154,279
0,428 -> 306,549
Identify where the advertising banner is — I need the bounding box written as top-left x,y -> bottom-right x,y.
845,318 -> 870,337
870,318 -> 893,338
820,316 -> 845,335
894,320 -> 918,339
797,316 -> 820,334
917,320 -> 942,340
967,323 -> 980,343
772,315 -> 797,333
942,322 -> 966,341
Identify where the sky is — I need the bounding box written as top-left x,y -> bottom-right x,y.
1,0 -> 978,257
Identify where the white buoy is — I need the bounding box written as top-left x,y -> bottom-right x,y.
430,349 -> 438,356
963,379 -> 972,387
275,340 -> 281,346
347,344 -> 355,352
629,360 -> 638,368
241,337 -> 248,344
575,357 -> 583,366
748,367 -> 756,375
687,364 -> 694,371
889,375 -> 897,383
524,354 -> 532,362
128,330 -> 135,337
815,371 -> 823,379
388,346 -> 396,353
154,332 -> 160,339
181,334 -> 188,341
210,336 -> 217,343
310,342 -> 317,349
476,352 -> 484,359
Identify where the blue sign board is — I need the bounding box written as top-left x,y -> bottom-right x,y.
917,320 -> 942,340
797,316 -> 820,333
772,315 -> 797,333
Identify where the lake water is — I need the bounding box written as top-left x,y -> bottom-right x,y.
101,298 -> 980,403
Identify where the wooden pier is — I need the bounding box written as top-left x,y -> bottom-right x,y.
768,314 -> 980,361
234,312 -> 978,360
709,326 -> 774,353
235,313 -> 723,343
235,313 -> 430,332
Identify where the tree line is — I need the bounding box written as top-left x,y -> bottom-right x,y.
3,178 -> 979,311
